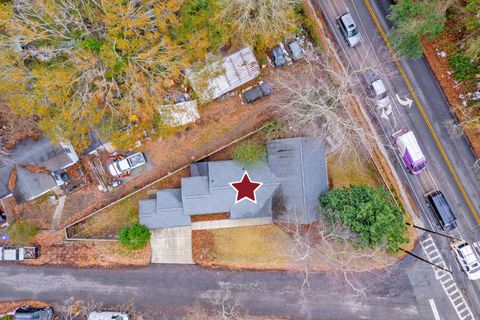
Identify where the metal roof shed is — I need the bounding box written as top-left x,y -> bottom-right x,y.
187,46 -> 260,101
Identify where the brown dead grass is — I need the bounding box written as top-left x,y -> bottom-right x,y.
0,300 -> 50,315
26,230 -> 150,268
193,224 -> 400,271
327,151 -> 382,189
7,168 -> 16,192
191,213 -> 229,222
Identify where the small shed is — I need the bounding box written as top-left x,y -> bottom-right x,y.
158,100 -> 200,127
187,46 -> 260,101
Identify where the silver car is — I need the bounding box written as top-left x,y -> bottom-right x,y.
337,13 -> 361,47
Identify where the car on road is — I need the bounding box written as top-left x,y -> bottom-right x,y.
242,82 -> 273,104
363,69 -> 390,108
271,45 -> 288,67
392,130 -> 426,175
425,190 -> 457,231
337,12 -> 361,47
108,152 -> 146,177
451,240 -> 480,280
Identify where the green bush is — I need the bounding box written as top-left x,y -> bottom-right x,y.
449,50 -> 479,81
8,221 -> 38,246
319,185 -> 408,253
119,224 -> 151,250
232,140 -> 267,168
78,37 -> 104,54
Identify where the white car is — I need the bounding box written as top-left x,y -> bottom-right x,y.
337,13 -> 361,47
370,79 -> 391,109
108,152 -> 146,177
451,240 -> 480,280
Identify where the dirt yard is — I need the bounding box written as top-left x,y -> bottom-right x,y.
193,224 -> 400,272
26,231 -> 150,268
65,168 -> 189,239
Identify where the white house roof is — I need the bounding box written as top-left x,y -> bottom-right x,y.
88,312 -> 129,320
187,46 -> 260,101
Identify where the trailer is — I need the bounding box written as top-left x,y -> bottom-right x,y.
0,246 -> 40,261
393,130 -> 426,175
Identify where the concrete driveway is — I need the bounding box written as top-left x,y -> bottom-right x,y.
150,227 -> 193,264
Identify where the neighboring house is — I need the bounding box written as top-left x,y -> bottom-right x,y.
186,46 -> 260,102
139,137 -> 327,229
14,306 -> 54,320
0,137 -> 79,204
88,311 -> 129,320
82,130 -> 115,156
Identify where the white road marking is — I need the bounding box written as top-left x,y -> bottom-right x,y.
421,236 -> 475,320
396,94 -> 413,108
429,299 -> 442,320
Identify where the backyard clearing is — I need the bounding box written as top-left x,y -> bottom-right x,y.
65,168 -> 189,239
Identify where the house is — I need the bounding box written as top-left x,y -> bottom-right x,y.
186,46 -> 260,102
14,306 -> 53,320
0,137 -> 79,205
139,137 -> 327,264
140,137 -> 327,229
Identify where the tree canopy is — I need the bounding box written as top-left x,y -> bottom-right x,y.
388,0 -> 451,58
0,0 -> 302,151
319,185 -> 408,253
119,224 -> 151,250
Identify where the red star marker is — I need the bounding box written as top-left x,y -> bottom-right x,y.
229,171 -> 263,204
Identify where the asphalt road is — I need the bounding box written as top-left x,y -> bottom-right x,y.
0,256 -> 458,319
315,0 -> 480,318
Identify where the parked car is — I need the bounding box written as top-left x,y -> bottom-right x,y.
14,306 -> 53,320
242,82 -> 273,104
108,152 -> 146,177
425,190 -> 457,231
287,40 -> 304,61
337,12 -> 361,47
451,240 -> 480,280
0,212 -> 6,225
271,46 -> 288,67
88,311 -> 129,320
363,69 -> 390,108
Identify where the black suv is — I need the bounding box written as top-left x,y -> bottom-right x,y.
242,82 -> 272,104
425,190 -> 457,231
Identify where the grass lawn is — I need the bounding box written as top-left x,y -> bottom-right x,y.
66,168 -> 189,238
327,151 -> 381,189
197,225 -> 294,268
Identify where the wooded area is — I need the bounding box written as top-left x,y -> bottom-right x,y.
0,0 -> 301,151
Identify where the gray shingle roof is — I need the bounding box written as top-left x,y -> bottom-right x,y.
0,137 -> 76,202
139,189 -> 191,229
267,137 -> 328,224
182,161 -> 280,218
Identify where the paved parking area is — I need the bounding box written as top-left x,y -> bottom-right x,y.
150,227 -> 194,264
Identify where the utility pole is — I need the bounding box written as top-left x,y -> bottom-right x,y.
406,222 -> 459,240
399,248 -> 452,273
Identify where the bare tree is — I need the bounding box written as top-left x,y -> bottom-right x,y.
273,49 -> 373,157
